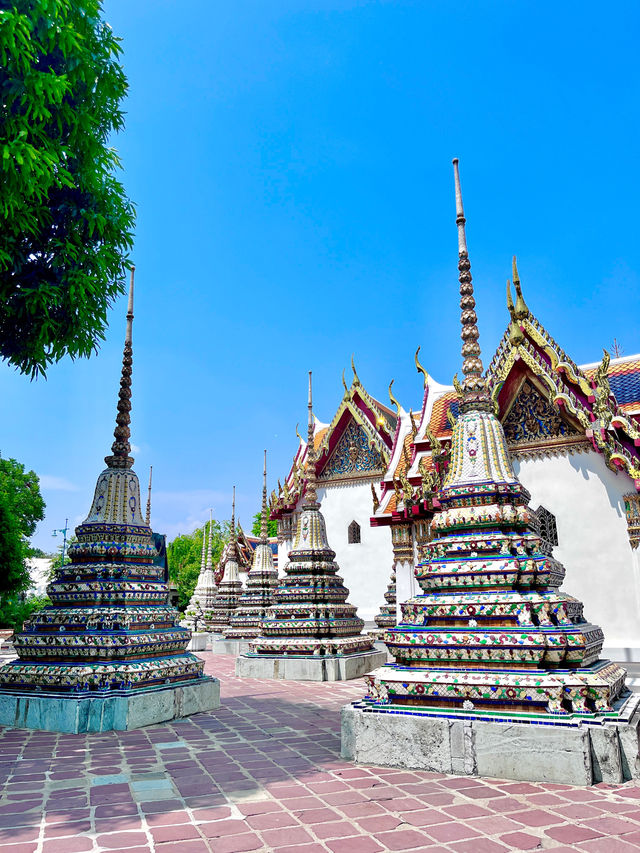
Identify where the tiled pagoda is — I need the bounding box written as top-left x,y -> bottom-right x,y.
209,489 -> 243,633
342,161 -> 639,784
223,452 -> 279,642
373,563 -> 397,632
237,374 -> 386,680
183,510 -> 218,631
0,271 -> 219,733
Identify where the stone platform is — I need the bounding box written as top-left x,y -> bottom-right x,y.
0,677 -> 220,734
236,649 -> 387,682
341,692 -> 640,786
211,638 -> 251,655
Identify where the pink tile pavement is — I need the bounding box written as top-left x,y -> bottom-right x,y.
0,652 -> 636,853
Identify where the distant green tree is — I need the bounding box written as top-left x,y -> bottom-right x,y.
251,511 -> 277,538
0,0 -> 135,376
167,520 -> 228,611
0,458 -> 45,594
48,534 -> 76,577
0,593 -> 50,632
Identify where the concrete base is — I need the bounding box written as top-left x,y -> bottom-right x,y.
186,632 -> 208,651
211,639 -> 251,656
341,693 -> 640,785
236,649 -> 387,682
0,677 -> 220,733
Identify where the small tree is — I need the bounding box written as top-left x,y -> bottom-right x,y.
0,0 -> 135,376
0,458 -> 45,594
167,520 -> 228,611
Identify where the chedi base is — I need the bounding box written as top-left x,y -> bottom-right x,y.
341,692 -> 640,786
236,649 -> 387,682
0,677 -> 220,734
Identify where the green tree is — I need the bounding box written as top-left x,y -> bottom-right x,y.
0,0 -> 135,377
0,593 -> 51,632
251,511 -> 277,538
0,458 -> 45,594
167,520 -> 228,611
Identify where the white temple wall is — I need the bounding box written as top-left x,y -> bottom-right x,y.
512,450 -> 640,661
395,556 -> 418,623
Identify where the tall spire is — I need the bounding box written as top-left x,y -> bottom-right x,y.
452,160 -> 490,412
200,512 -> 208,572
260,450 -> 269,542
146,465 -> 153,525
304,371 -> 318,506
105,267 -> 136,469
206,508 -> 214,569
229,487 -> 237,559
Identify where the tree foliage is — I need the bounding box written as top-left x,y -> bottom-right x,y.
0,457 -> 45,594
251,511 -> 277,538
0,593 -> 50,631
167,520 -> 228,611
0,0 -> 135,376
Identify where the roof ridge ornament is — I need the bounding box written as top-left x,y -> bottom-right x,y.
342,369 -> 349,394
351,354 -> 361,387
388,379 -> 401,415
415,346 -> 429,387
105,266 -> 136,469
452,159 -> 491,412
512,255 -> 530,320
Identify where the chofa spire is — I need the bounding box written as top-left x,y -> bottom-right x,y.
260,450 -> 269,542
304,371 -> 318,507
105,267 -> 136,469
452,160 -> 491,412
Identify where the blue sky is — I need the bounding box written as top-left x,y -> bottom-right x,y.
3,0 -> 639,552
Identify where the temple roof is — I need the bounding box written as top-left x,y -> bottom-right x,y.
373,275 -> 640,525
270,367 -> 397,519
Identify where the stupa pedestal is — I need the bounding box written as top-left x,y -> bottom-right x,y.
341,161 -> 640,783
0,272 -> 219,732
237,374 -> 386,681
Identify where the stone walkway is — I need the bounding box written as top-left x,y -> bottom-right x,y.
1,653 -> 639,853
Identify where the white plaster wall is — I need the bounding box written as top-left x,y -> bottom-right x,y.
278,484 -> 393,623
513,451 -> 640,659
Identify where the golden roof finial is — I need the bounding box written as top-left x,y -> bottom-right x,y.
351,354 -> 361,386
507,279 -> 525,345
409,409 -> 418,440
415,346 -> 428,387
295,422 -> 302,443
342,368 -> 349,394
512,255 -> 529,320
388,379 -> 401,415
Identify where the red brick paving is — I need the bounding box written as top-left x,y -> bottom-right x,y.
0,652 -> 637,852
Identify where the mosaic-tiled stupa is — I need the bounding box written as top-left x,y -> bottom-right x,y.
237,374 -> 386,680
223,452 -> 279,641
208,489 -> 243,633
0,271 -> 219,732
342,161 -> 639,783
373,564 -> 397,632
183,510 -> 218,631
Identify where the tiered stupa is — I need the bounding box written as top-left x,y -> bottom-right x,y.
209,489 -> 243,633
373,564 -> 397,633
342,161 -> 639,784
183,510 -> 218,632
0,270 -> 219,732
218,452 -> 279,652
237,374 -> 386,680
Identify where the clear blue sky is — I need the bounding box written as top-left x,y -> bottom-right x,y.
3,0 -> 639,552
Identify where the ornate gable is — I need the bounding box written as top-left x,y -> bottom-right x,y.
503,379 -> 581,446
319,419 -> 384,482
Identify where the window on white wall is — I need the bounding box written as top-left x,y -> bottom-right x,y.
348,520 -> 361,544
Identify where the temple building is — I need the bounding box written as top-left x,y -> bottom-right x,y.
342,160 -> 640,785
237,374 -> 386,680
0,271 -> 218,732
272,275 -> 640,662
270,363 -> 396,622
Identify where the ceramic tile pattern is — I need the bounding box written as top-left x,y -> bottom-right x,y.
1,653 -> 639,853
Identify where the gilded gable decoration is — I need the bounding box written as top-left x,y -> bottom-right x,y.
320,420 -> 384,480
624,494 -> 640,550
503,380 -> 581,446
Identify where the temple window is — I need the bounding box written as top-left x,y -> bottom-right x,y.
624,494 -> 640,550
348,520 -> 361,544
534,505 -> 558,556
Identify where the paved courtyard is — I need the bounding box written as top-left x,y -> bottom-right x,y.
1,652 -> 639,853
